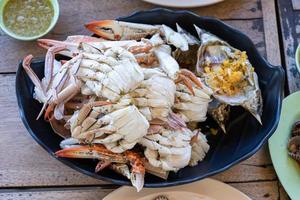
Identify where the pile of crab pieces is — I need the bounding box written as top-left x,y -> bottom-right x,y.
23,19 -> 263,191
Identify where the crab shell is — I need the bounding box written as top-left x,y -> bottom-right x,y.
172,24 -> 200,69
195,26 -> 263,124
292,120 -> 300,137
208,99 -> 230,133
288,135 -> 300,163
288,121 -> 300,163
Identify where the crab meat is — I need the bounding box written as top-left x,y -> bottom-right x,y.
189,130 -> 210,166
130,68 -> 176,121
70,103 -> 149,153
288,135 -> 300,163
139,125 -> 193,172
77,47 -> 144,102
154,50 -> 203,96
174,78 -> 212,122
38,33 -> 169,70
195,25 -> 263,124
55,144 -> 145,191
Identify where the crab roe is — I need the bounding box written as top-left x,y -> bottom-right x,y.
204,51 -> 254,96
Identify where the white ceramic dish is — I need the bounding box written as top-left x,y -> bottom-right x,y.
103,178 -> 251,200
142,0 -> 223,8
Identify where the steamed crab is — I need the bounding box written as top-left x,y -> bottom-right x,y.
38,34 -> 201,97
195,25 -> 263,124
139,125 -> 209,172
174,78 -> 212,123
23,54 -> 84,120
130,68 -> 178,123
77,47 -> 144,102
23,46 -> 145,120
69,102 -> 149,153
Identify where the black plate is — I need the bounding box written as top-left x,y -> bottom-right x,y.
16,8 -> 285,187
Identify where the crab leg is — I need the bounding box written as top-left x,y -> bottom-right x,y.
55,144 -> 127,163
22,55 -> 46,100
175,74 -> 195,95
71,100 -> 112,132
38,36 -> 105,49
41,55 -> 83,120
44,46 -> 67,90
56,145 -> 145,191
38,36 -> 105,57
179,69 -> 203,88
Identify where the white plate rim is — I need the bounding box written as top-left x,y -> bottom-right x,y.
142,0 -> 224,8
103,178 -> 251,200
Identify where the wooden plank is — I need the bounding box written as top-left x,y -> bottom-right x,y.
190,0 -> 262,19
242,144 -> 272,165
0,187 -> 114,200
261,0 -> 281,66
0,181 -> 278,200
0,18 -> 266,73
278,0 -> 300,93
230,181 -> 279,200
278,182 -> 291,200
0,74 -> 273,187
226,19 -> 266,58
213,163 -> 276,182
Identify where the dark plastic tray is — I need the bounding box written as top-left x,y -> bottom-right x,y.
16,8 -> 285,187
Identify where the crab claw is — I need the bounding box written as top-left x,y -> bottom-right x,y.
85,20 -> 159,41
55,144 -> 127,163
124,151 -> 145,192
109,163 -> 131,179
95,160 -> 111,172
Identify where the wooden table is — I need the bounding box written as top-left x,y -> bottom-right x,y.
0,0 -> 293,199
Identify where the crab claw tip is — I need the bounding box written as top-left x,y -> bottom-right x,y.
131,173 -> 144,192
55,146 -> 91,159
85,20 -> 118,40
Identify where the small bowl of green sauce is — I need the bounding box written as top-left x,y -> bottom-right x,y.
0,0 -> 59,41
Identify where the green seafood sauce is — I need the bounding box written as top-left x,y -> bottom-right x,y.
3,0 -> 54,37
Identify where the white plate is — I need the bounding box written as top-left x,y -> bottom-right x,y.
142,0 -> 224,8
103,178 -> 251,200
